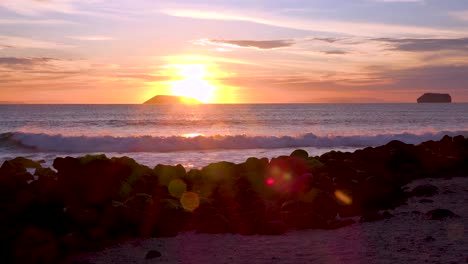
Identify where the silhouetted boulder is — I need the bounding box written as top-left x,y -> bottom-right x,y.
426,209 -> 458,220
290,149 -> 309,159
145,250 -> 162,259
9,157 -> 42,169
410,184 -> 439,197
34,167 -> 57,179
261,220 -> 286,235
417,93 -> 451,103
359,211 -> 386,223
326,218 -> 356,230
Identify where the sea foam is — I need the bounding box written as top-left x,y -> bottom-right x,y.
1,131 -> 466,153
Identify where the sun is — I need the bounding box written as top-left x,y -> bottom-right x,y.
170,64 -> 216,103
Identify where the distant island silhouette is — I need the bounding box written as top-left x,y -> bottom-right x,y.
417,93 -> 452,103
143,95 -> 201,104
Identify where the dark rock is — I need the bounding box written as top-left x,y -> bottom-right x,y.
195,213 -> 229,234
1,160 -> 27,174
424,236 -> 435,242
359,212 -> 386,223
417,93 -> 451,103
326,218 -> 356,230
382,211 -> 394,218
9,157 -> 42,169
34,167 -> 57,179
426,209 -> 458,220
261,220 -> 286,235
443,190 -> 455,194
411,184 -> 439,197
145,250 -> 162,259
290,149 -> 309,159
419,199 -> 434,204
14,227 -> 58,264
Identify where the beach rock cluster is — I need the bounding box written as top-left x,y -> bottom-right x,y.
0,135 -> 467,263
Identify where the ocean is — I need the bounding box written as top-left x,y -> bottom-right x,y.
1,103 -> 467,169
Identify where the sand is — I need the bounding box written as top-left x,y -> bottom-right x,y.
67,176 -> 468,264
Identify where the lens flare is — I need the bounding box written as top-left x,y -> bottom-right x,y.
180,192 -> 200,212
266,177 -> 275,186
168,179 -> 187,198
334,190 -> 352,205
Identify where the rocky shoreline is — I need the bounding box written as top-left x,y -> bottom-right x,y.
1,135 -> 467,263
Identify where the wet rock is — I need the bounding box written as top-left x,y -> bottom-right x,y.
411,184 -> 439,197
426,209 -> 458,220
145,250 -> 162,259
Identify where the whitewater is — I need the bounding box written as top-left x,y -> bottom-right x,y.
1,103 -> 467,168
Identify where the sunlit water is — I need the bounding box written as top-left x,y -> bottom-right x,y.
1,104 -> 467,168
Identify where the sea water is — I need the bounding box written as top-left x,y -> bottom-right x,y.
1,103 -> 467,168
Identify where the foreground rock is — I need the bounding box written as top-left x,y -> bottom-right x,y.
425,209 -> 459,220
0,135 -> 467,263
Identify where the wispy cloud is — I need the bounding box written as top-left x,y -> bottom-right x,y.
0,0 -> 76,16
376,37 -> 468,51
0,57 -> 55,66
68,36 -> 115,41
0,35 -> 73,49
161,8 -> 467,38
193,39 -> 295,50
450,10 -> 468,22
0,18 -> 74,25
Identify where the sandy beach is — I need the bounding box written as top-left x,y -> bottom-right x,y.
68,176 -> 468,264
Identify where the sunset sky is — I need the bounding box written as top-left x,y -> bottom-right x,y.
1,0 -> 468,103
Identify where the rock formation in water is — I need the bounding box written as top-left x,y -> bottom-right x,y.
143,95 -> 201,104
417,93 -> 452,103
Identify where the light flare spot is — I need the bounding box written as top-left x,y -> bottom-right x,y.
283,172 -> 292,181
168,179 -> 187,198
270,166 -> 281,175
335,190 -> 352,205
180,192 -> 200,212
181,133 -> 204,138
266,177 -> 275,186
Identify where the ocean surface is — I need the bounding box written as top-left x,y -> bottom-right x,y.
1,103 -> 467,169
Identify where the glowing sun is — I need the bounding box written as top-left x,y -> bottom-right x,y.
170,64 -> 216,103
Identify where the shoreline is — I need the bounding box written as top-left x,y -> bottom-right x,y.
1,135 -> 467,263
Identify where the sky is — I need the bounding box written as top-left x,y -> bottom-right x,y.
0,0 -> 468,103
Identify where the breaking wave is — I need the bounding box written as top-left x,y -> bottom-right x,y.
1,131 -> 467,153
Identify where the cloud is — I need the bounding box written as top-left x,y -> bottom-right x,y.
0,18 -> 74,25
68,36 -> 114,41
0,0 -> 75,16
376,37 -> 468,51
450,10 -> 468,22
0,35 -> 72,49
193,39 -> 295,50
161,8 -> 467,38
0,57 -> 55,66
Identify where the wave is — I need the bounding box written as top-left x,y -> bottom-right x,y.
0,131 -> 467,153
